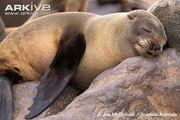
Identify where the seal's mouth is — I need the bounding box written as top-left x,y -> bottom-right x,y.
146,50 -> 157,57
138,38 -> 162,57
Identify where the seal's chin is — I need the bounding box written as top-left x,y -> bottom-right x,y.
146,50 -> 156,58
146,49 -> 162,57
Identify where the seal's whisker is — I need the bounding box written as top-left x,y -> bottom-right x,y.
139,39 -> 152,50
138,43 -> 149,50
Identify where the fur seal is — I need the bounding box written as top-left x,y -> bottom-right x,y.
0,10 -> 167,119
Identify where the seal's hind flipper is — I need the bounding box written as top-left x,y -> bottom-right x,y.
0,75 -> 13,120
25,31 -> 86,119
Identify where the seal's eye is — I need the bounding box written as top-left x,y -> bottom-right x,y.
154,44 -> 161,51
142,28 -> 151,33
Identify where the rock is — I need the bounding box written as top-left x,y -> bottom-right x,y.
40,49 -> 180,120
13,81 -> 41,120
148,0 -> 180,52
0,17 -> 6,42
13,82 -> 81,120
121,0 -> 158,12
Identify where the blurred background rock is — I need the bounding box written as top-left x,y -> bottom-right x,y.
0,0 -> 157,27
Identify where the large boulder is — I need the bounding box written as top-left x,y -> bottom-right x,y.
40,48 -> 180,120
148,0 -> 180,52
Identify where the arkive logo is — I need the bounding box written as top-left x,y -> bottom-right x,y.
4,2 -> 51,16
5,2 -> 50,12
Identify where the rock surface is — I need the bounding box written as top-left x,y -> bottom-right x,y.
13,82 -> 81,120
0,17 -> 6,42
148,0 -> 180,52
38,49 -> 180,120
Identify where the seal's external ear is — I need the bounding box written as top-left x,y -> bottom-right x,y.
127,14 -> 136,20
0,74 -> 13,120
25,30 -> 86,119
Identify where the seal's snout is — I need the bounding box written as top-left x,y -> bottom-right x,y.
146,44 -> 162,57
136,38 -> 163,58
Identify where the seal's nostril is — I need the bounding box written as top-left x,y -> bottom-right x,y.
154,44 -> 161,51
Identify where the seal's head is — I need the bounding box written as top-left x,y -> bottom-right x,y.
127,10 -> 167,57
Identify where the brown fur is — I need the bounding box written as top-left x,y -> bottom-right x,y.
0,11 -> 167,89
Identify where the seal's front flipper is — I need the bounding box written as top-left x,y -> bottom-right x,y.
25,31 -> 86,119
0,75 -> 13,120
